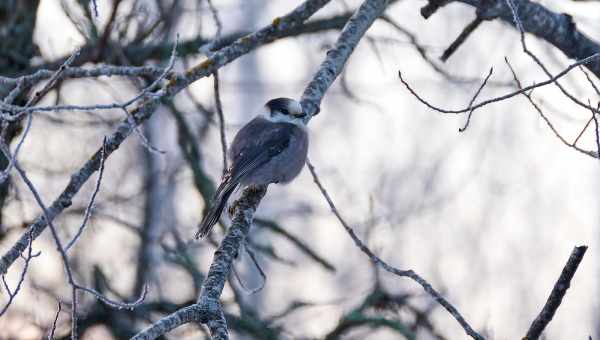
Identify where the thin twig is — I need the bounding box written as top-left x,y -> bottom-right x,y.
47,300 -> 62,340
6,151 -> 147,336
232,243 -> 267,294
590,101 -> 600,156
397,53 -> 600,116
580,66 -> 600,97
380,15 -> 509,86
504,58 -> 597,157
213,71 -> 228,175
65,137 -> 107,252
0,40 -> 177,123
440,17 -> 483,62
91,0 -> 99,17
459,67 -> 493,132
0,65 -> 168,86
0,230 -> 40,317
306,159 -> 484,340
572,117 -> 593,146
203,0 -> 229,174
0,49 -> 81,185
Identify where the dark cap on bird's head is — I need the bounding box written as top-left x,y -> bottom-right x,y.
266,97 -> 306,118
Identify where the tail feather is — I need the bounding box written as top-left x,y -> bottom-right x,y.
196,180 -> 238,238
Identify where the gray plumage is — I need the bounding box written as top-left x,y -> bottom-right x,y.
196,98 -> 309,238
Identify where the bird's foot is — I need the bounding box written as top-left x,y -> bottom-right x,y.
228,201 -> 240,217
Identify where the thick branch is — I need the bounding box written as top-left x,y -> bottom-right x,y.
131,302 -> 221,340
198,186 -> 267,302
301,0 -> 390,117
131,186 -> 266,339
450,0 -> 600,78
524,246 -> 587,340
32,13 -> 351,72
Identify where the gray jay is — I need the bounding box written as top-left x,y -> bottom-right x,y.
196,97 -> 309,238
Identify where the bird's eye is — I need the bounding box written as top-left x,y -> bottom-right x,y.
280,109 -> 289,115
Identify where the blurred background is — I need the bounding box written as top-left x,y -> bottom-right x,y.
1,0 -> 600,338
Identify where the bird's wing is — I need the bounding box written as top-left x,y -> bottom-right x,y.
195,119 -> 294,238
227,118 -> 295,184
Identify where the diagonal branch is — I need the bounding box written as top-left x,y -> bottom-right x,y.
306,160 -> 484,340
300,0 -> 390,118
446,0 -> 600,79
440,16 -> 484,62
524,246 -> 587,340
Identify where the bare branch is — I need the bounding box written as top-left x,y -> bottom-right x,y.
92,0 -> 99,17
504,0 -> 599,115
0,230 -> 39,317
301,0 -> 390,118
65,137 -> 107,252
503,58 -> 597,157
231,244 -> 267,294
213,72 -> 228,175
0,65 -> 167,87
441,0 -> 600,79
47,300 -> 61,340
524,246 -> 587,340
0,49 -> 81,185
458,67 -> 493,132
440,16 -> 484,62
380,15 -> 506,86
132,186 -> 267,339
397,53 -> 600,116
306,159 -> 484,340
590,101 -> 600,156
2,145 -> 147,335
132,303 -> 221,340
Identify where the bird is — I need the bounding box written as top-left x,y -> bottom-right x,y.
196,97 -> 309,238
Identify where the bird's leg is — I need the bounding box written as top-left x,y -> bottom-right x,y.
227,201 -> 239,217
246,184 -> 264,194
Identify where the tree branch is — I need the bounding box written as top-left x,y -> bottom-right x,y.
435,0 -> 600,78
524,246 -> 587,340
300,0 -> 390,117
306,160 -> 484,340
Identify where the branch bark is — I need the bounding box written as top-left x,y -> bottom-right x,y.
435,0 -> 600,78
131,186 -> 267,339
524,246 -> 588,340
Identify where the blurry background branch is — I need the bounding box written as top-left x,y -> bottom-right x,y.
422,0 -> 600,78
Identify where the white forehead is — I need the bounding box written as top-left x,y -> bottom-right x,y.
288,99 -> 302,113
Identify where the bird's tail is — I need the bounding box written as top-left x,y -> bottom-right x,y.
195,178 -> 238,239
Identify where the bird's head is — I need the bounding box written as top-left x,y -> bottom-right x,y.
263,98 -> 307,126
